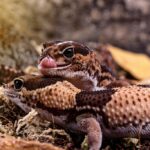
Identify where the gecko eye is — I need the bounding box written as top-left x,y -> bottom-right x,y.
63,47 -> 74,59
14,79 -> 23,90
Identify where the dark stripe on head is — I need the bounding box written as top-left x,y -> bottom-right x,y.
43,41 -> 91,56
58,41 -> 91,56
76,89 -> 117,109
15,75 -> 64,91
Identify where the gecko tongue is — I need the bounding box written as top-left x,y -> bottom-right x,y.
39,57 -> 57,68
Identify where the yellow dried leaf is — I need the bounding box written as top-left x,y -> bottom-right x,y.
107,45 -> 150,80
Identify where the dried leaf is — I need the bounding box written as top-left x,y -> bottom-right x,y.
107,45 -> 150,80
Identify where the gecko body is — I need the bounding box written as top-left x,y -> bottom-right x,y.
4,75 -> 150,150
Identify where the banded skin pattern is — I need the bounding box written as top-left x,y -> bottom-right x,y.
4,75 -> 150,150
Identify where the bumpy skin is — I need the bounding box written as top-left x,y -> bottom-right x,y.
23,80 -> 80,110
4,75 -> 150,150
76,86 -> 150,138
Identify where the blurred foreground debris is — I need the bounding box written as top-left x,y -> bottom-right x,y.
0,134 -> 64,150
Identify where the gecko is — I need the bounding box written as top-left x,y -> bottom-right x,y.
4,74 -> 150,150
38,41 -> 129,91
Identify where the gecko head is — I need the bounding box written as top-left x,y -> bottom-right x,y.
3,74 -> 47,112
38,41 -> 102,90
38,41 -> 91,75
4,74 -> 37,92
3,76 -> 31,112
3,74 -> 46,102
4,77 -> 24,97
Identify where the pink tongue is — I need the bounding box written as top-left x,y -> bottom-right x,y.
39,57 -> 57,68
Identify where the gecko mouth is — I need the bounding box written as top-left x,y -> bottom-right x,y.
4,88 -> 31,112
4,88 -> 20,99
38,56 -> 71,75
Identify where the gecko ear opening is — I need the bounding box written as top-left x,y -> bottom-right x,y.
14,78 -> 24,90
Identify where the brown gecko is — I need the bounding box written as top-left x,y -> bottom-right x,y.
38,41 -> 129,91
4,75 -> 150,150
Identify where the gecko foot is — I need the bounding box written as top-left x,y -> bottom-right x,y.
77,117 -> 102,150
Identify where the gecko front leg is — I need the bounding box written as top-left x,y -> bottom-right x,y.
78,117 -> 102,150
67,116 -> 102,150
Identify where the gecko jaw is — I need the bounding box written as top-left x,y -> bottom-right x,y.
4,88 -> 31,112
4,88 -> 20,99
